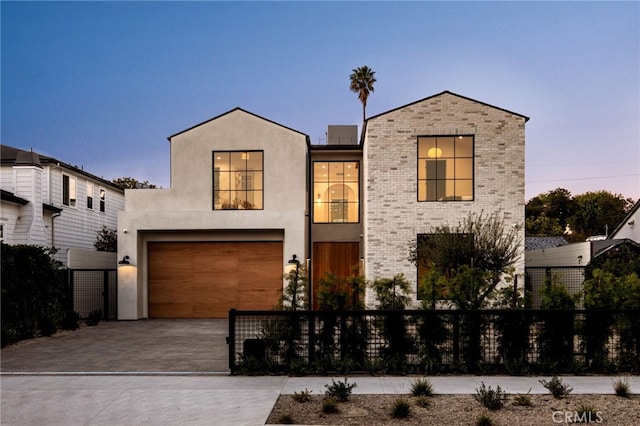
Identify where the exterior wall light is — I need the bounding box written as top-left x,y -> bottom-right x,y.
119,255 -> 130,265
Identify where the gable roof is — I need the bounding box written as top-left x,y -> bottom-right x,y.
609,200 -> 639,239
0,145 -> 124,192
167,107 -> 309,141
366,90 -> 530,123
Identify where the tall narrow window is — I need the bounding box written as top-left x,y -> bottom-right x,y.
418,136 -> 474,201
212,151 -> 263,210
313,161 -> 360,223
99,189 -> 106,212
86,182 -> 94,209
62,174 -> 77,207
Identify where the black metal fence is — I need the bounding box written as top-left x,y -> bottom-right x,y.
228,309 -> 640,375
526,267 -> 586,309
69,269 -> 117,320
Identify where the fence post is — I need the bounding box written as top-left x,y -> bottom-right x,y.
228,309 -> 236,374
308,311 -> 315,367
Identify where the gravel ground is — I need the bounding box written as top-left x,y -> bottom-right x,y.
267,393 -> 640,425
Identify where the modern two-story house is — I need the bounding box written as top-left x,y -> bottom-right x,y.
0,145 -> 124,265
117,91 -> 528,319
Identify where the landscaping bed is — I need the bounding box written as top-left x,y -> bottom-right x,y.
267,393 -> 640,425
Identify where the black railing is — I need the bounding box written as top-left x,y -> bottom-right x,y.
228,309 -> 640,375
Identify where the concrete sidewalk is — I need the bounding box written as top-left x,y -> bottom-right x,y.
1,374 -> 638,425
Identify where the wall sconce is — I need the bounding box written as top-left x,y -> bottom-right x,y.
288,254 -> 299,266
577,255 -> 583,265
119,255 -> 130,265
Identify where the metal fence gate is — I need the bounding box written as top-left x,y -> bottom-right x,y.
69,269 -> 117,320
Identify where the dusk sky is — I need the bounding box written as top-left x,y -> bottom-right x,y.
2,1 -> 638,201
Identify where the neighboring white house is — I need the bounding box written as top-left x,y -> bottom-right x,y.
609,200 -> 639,243
0,145 -> 124,265
118,91 -> 529,319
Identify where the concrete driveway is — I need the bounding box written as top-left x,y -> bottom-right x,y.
0,319 -> 229,373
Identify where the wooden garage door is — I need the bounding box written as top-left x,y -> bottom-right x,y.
148,241 -> 283,318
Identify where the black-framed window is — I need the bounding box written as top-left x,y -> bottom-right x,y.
62,174 -> 77,207
99,189 -> 106,212
418,136 -> 474,202
313,161 -> 360,223
213,151 -> 263,210
86,182 -> 94,209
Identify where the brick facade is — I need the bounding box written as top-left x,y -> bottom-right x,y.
362,91 -> 527,307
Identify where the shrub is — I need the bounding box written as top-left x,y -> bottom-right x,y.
390,397 -> 411,419
576,402 -> 599,423
512,389 -> 533,406
613,377 -> 630,397
61,311 -> 80,331
410,377 -> 434,397
292,388 -> 312,403
278,413 -> 294,424
414,395 -> 431,408
86,309 -> 102,326
322,397 -> 338,413
38,316 -> 57,337
475,412 -> 493,426
539,376 -> 573,399
474,382 -> 507,410
324,377 -> 356,402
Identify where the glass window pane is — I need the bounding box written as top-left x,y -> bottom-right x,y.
314,162 -> 328,181
246,152 -> 262,170
455,158 -> 473,179
456,180 -> 473,200
456,137 -> 473,157
418,137 -> 437,158
251,192 -> 263,209
437,137 -> 454,157
418,181 -> 427,201
347,202 -> 359,222
418,159 -> 427,179
230,152 -> 245,171
345,182 -> 358,201
426,181 -> 438,201
314,183 -> 329,202
314,202 -> 328,222
214,153 -> 230,171
344,162 -> 358,181
329,162 -> 343,180
218,191 -> 232,209
329,184 -> 344,200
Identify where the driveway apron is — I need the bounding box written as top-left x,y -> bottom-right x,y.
1,319 -> 229,373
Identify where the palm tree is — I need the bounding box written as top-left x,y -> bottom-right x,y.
349,65 -> 376,123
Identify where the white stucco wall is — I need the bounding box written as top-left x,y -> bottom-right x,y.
118,109 -> 308,319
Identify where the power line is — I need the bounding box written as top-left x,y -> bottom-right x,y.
528,173 -> 639,183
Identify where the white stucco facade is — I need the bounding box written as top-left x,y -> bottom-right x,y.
117,109 -> 309,319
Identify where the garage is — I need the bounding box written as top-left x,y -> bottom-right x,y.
148,241 -> 283,318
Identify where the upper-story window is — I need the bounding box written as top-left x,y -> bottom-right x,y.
418,136 -> 474,202
313,161 -> 359,223
99,188 -> 106,212
86,182 -> 94,209
213,151 -> 263,210
62,174 -> 77,207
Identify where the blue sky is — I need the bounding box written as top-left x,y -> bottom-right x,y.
2,1 -> 638,201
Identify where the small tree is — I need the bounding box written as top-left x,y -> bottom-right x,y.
371,274 -> 413,371
538,275 -> 576,372
112,177 -> 157,189
94,226 -> 117,252
408,210 -> 522,310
